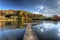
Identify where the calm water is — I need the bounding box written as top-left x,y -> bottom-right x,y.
0,21 -> 26,31
0,21 -> 60,40
0,29 -> 26,40
0,21 -> 26,40
33,21 -> 60,40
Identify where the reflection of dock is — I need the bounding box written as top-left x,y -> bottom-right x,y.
23,23 -> 38,40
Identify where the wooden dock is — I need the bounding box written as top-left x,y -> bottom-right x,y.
23,23 -> 38,40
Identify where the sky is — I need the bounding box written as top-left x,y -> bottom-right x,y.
0,0 -> 60,16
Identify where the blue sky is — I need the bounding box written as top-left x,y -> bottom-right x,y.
0,0 -> 60,16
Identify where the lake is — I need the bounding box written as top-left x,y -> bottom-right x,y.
33,20 -> 60,40
0,20 -> 60,40
0,21 -> 26,40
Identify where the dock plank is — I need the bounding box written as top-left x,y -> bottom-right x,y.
23,23 -> 38,40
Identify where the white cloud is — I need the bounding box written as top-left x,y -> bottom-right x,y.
40,6 -> 44,10
57,1 -> 60,9
36,6 -> 44,11
44,10 -> 48,12
32,12 -> 42,14
57,1 -> 60,4
34,0 -> 60,16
